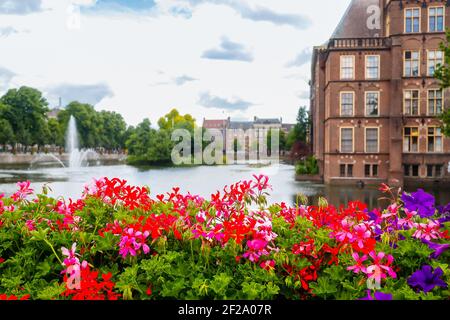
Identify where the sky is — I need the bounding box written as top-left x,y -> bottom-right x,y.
0,0 -> 352,126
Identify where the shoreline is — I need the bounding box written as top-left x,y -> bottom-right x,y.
0,153 -> 127,165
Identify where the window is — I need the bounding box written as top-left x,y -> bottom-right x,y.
340,92 -> 354,116
405,8 -> 420,33
340,128 -> 354,153
427,165 -> 434,177
365,164 -> 379,177
373,164 -> 378,177
340,164 -> 346,177
365,92 -> 379,116
404,90 -> 420,115
340,56 -> 354,80
365,128 -> 379,153
429,7 -> 445,32
436,165 -> 443,177
366,55 -> 380,79
428,50 -> 443,76
428,89 -> 443,115
347,164 -> 353,177
404,127 -> 419,152
427,127 -> 443,152
427,164 -> 444,177
404,164 -> 420,177
340,164 -> 353,177
404,51 -> 420,77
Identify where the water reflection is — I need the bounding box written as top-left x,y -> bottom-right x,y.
0,163 -> 448,209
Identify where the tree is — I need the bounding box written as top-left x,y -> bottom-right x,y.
0,119 -> 14,151
126,119 -> 174,165
126,118 -> 153,157
434,30 -> 450,137
47,118 -> 64,148
97,111 -> 127,150
286,106 -> 311,150
0,86 -> 49,150
158,109 -> 196,132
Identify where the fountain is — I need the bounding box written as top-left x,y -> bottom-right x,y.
30,153 -> 66,168
66,116 -> 98,168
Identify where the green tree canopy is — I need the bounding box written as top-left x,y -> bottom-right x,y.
286,106 -> 311,149
0,86 -> 49,147
434,30 -> 450,137
158,108 -> 196,132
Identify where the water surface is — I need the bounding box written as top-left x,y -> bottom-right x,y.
0,163 -> 448,208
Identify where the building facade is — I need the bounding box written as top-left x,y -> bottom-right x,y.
311,0 -> 450,187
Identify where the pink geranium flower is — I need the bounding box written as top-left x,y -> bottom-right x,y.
366,251 -> 396,285
347,252 -> 368,274
413,221 -> 442,241
11,181 -> 34,202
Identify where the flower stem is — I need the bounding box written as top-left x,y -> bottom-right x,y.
44,238 -> 63,265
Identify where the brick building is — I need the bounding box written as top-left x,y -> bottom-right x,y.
311,0 -> 450,187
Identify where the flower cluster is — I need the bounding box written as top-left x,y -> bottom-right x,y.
0,177 -> 448,300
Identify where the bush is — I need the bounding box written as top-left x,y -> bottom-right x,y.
296,156 -> 319,175
0,179 -> 448,300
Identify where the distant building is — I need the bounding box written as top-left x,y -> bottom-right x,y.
310,0 -> 450,186
253,117 -> 282,129
202,116 -> 294,154
47,108 -> 61,119
281,123 -> 295,135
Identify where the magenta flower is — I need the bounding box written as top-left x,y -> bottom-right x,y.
347,252 -> 368,274
118,228 -> 150,258
334,219 -> 354,242
366,251 -> 396,285
397,208 -> 417,229
25,220 -> 36,231
407,265 -> 447,293
61,243 -> 80,267
243,239 -> 269,262
11,181 -> 34,202
351,223 -> 372,249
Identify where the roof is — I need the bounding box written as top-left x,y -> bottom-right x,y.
229,121 -> 253,130
254,117 -> 281,125
203,119 -> 228,129
331,0 -> 382,39
282,123 -> 295,130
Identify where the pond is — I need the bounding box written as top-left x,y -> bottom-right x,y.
0,163 -> 449,209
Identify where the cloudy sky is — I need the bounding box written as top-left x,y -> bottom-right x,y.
0,0 -> 351,126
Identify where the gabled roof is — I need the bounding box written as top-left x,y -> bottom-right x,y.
203,119 -> 228,129
331,0 -> 382,39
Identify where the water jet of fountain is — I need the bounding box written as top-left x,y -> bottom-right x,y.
66,116 -> 98,168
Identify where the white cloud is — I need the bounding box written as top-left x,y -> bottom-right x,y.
0,26 -> 18,37
0,66 -> 16,92
0,0 -> 352,125
0,0 -> 43,15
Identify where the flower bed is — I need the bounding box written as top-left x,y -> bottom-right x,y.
0,177 -> 449,300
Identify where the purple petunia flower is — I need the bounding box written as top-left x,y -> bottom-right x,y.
359,290 -> 393,300
437,203 -> 450,223
407,265 -> 448,293
422,239 -> 450,259
401,189 -> 436,218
